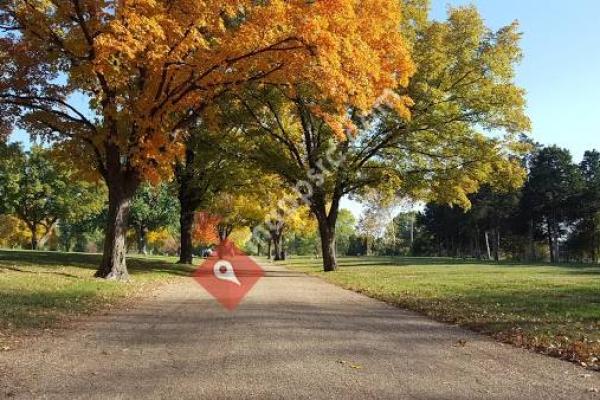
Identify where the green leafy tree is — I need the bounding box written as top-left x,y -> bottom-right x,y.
383,212 -> 418,256
521,146 -> 583,263
0,145 -> 103,250
175,127 -> 254,264
129,183 -> 179,255
567,150 -> 600,261
335,209 -> 357,256
58,212 -> 105,253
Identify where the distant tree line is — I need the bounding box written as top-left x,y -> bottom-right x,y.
355,145 -> 600,264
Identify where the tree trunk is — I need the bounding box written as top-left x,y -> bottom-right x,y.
494,228 -> 500,262
547,219 -> 555,263
178,208 -> 194,264
96,184 -> 135,280
270,227 -> 286,261
528,219 -> 536,262
280,234 -> 286,260
38,221 -> 57,249
30,227 -> 38,250
318,222 -> 337,272
410,217 -> 414,248
138,226 -> 148,255
273,234 -> 282,261
474,225 -> 481,259
553,222 -> 560,263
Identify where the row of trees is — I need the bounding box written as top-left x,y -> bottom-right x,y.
7,143 -> 597,266
0,1 -> 530,277
0,141 -> 319,259
358,145 -> 600,264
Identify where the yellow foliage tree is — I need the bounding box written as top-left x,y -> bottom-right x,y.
0,214 -> 31,248
229,227 -> 252,250
147,228 -> 179,256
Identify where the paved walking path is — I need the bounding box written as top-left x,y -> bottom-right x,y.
2,261 -> 599,399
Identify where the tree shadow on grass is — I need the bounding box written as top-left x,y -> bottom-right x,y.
0,249 -> 195,278
332,256 -> 600,275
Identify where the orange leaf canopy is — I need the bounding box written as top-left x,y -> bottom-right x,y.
193,212 -> 221,246
3,0 -> 414,180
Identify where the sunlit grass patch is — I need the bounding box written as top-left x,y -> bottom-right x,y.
0,250 -> 194,333
273,256 -> 600,370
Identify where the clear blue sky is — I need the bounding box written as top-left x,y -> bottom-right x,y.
431,0 -> 600,161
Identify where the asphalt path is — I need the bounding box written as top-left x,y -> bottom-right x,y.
2,261 -> 599,399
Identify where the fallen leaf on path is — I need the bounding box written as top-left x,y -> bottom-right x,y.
336,360 -> 363,369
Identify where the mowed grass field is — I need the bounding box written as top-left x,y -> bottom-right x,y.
0,250 -> 194,341
274,256 -> 600,369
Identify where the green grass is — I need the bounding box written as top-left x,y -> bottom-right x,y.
0,250 -> 194,336
273,256 -> 600,369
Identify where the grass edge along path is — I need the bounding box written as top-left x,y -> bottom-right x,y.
271,256 -> 600,371
0,250 -> 195,349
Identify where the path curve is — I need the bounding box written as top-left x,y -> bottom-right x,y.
1,261 -> 599,399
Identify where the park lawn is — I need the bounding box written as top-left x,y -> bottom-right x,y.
274,256 -> 600,369
0,250 -> 194,341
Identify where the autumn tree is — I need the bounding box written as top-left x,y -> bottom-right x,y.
0,145 -> 102,250
192,211 -> 221,248
0,0 -> 412,279
224,5 -> 529,271
260,191 -> 316,261
0,214 -> 31,248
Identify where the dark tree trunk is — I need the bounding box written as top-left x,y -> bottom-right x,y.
318,221 -> 337,272
528,219 -> 536,262
267,239 -> 272,260
178,207 -> 194,264
175,137 -> 209,265
96,182 -> 136,280
552,221 -> 560,263
547,219 -> 555,263
270,227 -> 285,261
218,225 -> 234,242
280,234 -> 286,260
494,228 -> 500,262
592,223 -> 597,263
273,235 -> 282,261
64,237 -> 72,252
311,190 -> 340,272
474,225 -> 481,259
30,227 -> 38,250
